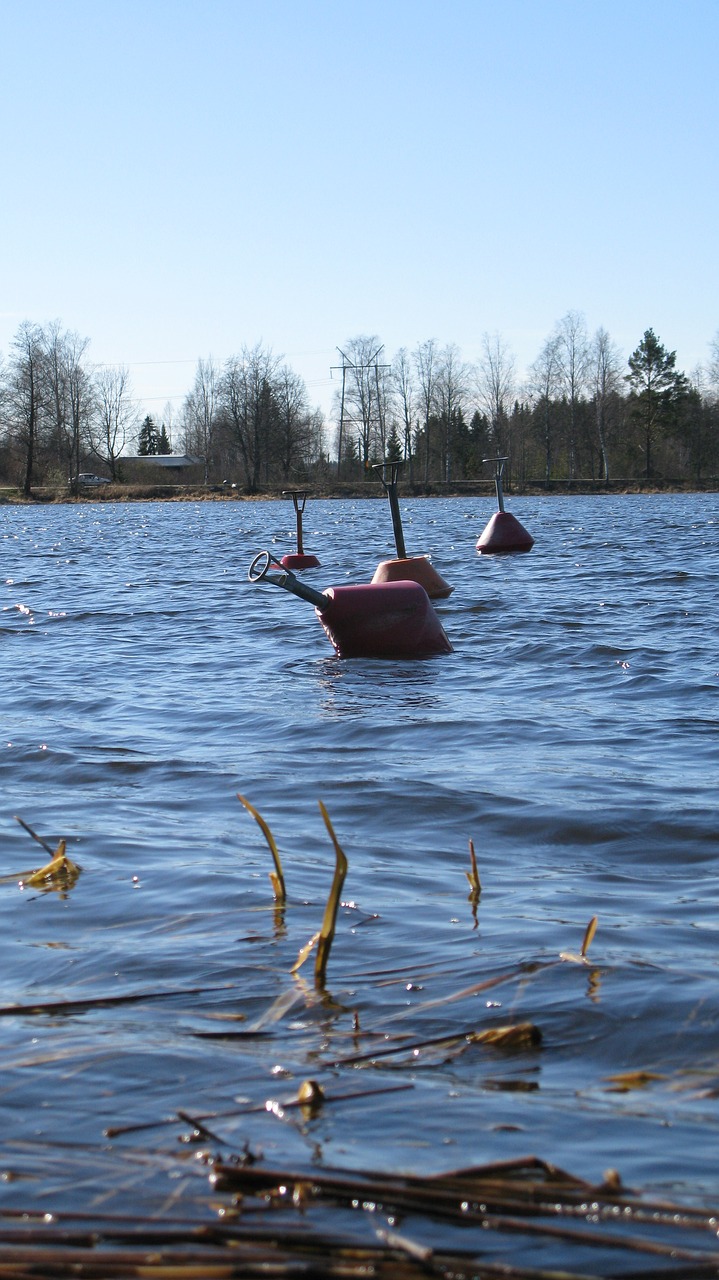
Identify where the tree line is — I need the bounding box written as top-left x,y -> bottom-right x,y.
333,320 -> 718,487
1,314 -> 717,493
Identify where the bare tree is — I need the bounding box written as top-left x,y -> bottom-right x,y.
37,321 -> 93,485
273,364 -> 316,478
220,344 -> 281,490
91,365 -> 139,478
707,330 -> 719,403
554,311 -> 591,477
473,331 -> 516,458
435,343 -> 468,482
181,357 -> 220,482
529,332 -> 562,482
413,338 -> 439,483
391,347 -> 416,481
63,331 -> 94,487
334,336 -> 388,473
590,327 -> 623,482
7,322 -> 45,494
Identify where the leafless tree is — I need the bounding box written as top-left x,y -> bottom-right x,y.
220,344 -> 282,490
590,327 -> 623,482
391,347 -> 416,481
529,332 -> 562,482
435,343 -> 468,482
706,330 -> 719,403
91,365 -> 139,478
37,322 -> 93,485
334,335 -> 389,472
7,322 -> 45,494
181,357 -> 220,482
273,364 -> 319,478
413,338 -> 439,483
554,311 -> 591,477
473,331 -> 516,458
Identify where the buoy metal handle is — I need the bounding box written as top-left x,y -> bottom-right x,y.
248,550 -> 327,609
372,461 -> 407,559
282,489 -> 307,554
483,456 -> 508,512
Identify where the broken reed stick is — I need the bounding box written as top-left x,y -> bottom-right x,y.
560,916 -> 599,965
237,793 -> 286,903
466,837 -> 481,900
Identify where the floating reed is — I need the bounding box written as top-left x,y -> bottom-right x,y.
13,815 -> 81,892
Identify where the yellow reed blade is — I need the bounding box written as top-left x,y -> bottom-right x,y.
237,793 -> 286,904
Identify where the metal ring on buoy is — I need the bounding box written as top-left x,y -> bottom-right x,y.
244,555 -> 272,586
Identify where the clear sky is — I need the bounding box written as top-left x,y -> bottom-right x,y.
1,0 -> 717,426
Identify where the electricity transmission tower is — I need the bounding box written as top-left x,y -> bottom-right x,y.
331,344 -> 390,479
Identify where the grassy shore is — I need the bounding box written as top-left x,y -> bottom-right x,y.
2,476 -> 717,504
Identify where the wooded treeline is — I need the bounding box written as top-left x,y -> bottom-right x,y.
1,313 -> 718,492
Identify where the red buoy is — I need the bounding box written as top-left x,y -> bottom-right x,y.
248,552 -> 452,659
371,461 -> 454,598
280,490 -> 320,570
372,555 -> 454,599
476,456 -> 534,554
476,511 -> 534,554
316,580 -> 453,658
280,552 -> 321,570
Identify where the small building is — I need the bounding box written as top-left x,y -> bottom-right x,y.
120,455 -> 205,483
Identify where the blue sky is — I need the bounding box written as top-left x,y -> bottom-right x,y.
1,0 -> 717,423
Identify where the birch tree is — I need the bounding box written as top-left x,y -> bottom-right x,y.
473,331 -> 516,458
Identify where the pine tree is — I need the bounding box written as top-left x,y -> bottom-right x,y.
157,423 -> 171,454
138,415 -> 160,455
625,330 -> 687,476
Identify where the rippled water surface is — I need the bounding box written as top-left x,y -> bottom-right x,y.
1,493 -> 717,1267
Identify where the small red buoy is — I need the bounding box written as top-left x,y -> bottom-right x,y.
476,511 -> 534,554
280,490 -> 320,570
476,456 -> 534,554
248,553 -> 452,659
281,552 -> 321,570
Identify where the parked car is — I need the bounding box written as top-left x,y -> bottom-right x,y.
71,473 -> 112,486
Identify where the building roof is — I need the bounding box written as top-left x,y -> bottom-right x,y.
123,455 -> 204,468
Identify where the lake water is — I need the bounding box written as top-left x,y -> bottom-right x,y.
1,492 -> 717,1273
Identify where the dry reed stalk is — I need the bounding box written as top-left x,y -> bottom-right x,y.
291,802 -> 348,988
237,794 -> 286,903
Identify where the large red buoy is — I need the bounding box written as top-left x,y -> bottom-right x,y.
316,581 -> 452,658
476,457 -> 534,554
248,552 -> 452,659
371,461 -> 454,599
280,490 -> 320,570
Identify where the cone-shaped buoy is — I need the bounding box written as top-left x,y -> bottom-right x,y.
372,554 -> 454,598
371,461 -> 454,598
280,490 -> 320,570
248,551 -> 452,659
476,457 -> 534,554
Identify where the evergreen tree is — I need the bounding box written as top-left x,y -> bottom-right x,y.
138,415 -> 160,455
385,421 -> 403,462
157,423 -> 171,453
625,330 -> 687,476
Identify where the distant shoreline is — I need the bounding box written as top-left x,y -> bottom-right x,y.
1,478 -> 717,505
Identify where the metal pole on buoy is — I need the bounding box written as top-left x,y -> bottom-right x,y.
476,457 -> 534,554
279,491 -> 320,570
248,550 -> 452,659
370,461 -> 454,599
